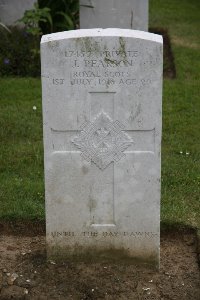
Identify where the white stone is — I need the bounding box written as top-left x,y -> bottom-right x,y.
0,0 -> 36,26
41,28 -> 163,266
80,0 -> 149,31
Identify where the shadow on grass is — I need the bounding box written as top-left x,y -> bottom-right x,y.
149,27 -> 176,79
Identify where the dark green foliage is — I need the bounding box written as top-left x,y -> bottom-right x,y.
0,27 -> 40,77
38,0 -> 79,33
18,3 -> 53,36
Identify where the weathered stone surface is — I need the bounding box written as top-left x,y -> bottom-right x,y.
0,0 -> 36,26
41,28 -> 163,266
80,0 -> 149,31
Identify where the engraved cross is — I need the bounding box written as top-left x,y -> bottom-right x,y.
51,91 -> 155,227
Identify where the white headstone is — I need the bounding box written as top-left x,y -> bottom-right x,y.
80,0 -> 149,31
41,28 -> 163,267
0,0 -> 36,26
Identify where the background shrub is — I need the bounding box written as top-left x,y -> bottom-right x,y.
0,27 -> 40,77
38,0 -> 79,33
0,0 -> 79,77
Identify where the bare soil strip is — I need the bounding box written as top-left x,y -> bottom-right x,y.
0,225 -> 199,299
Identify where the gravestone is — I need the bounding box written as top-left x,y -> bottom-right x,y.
80,0 -> 149,31
41,28 -> 163,266
0,0 -> 36,26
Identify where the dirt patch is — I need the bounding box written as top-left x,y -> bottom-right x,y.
0,227 -> 199,299
150,28 -> 176,79
0,221 -> 45,237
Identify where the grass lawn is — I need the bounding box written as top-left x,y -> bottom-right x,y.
0,0 -> 200,228
0,78 -> 44,219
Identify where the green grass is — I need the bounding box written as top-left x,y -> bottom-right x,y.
0,0 -> 200,228
150,0 -> 200,228
0,79 -> 44,219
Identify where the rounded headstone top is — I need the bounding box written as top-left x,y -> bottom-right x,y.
41,28 -> 163,45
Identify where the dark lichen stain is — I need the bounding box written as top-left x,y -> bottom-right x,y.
82,165 -> 89,174
118,37 -> 127,59
47,245 -> 158,269
48,40 -> 59,51
128,103 -> 142,122
104,57 -> 118,66
75,37 -> 101,54
88,197 -> 97,211
74,36 -> 127,61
